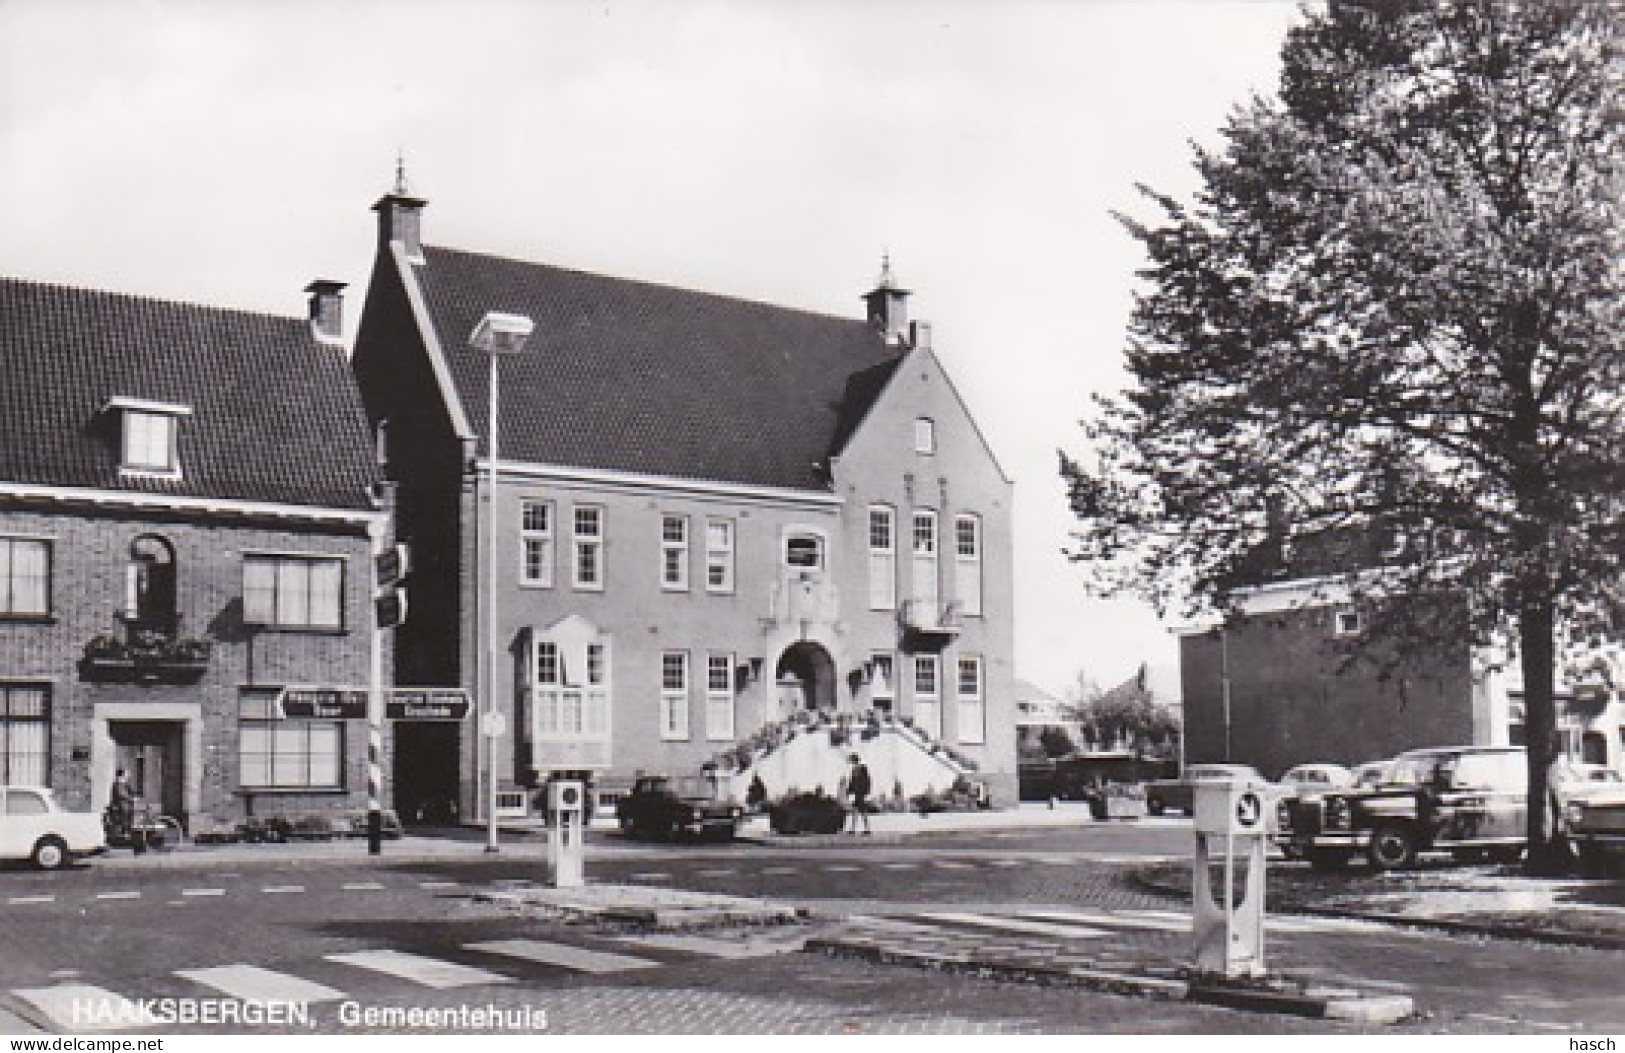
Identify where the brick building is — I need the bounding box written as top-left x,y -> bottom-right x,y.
350,190 -> 1018,821
1179,529 -> 1624,777
0,277 -> 388,831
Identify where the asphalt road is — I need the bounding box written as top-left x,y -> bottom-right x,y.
1,822 -> 1620,1035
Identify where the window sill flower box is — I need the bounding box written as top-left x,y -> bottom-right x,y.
81,633 -> 212,684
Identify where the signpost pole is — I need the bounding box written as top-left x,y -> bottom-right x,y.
367,523 -> 385,857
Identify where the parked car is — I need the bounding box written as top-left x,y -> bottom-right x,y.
1143,764 -> 1268,817
1272,764 -> 1355,859
616,775 -> 741,842
1278,763 -> 1355,796
1566,787 -> 1625,877
1350,759 -> 1394,789
1552,760 -> 1623,812
768,791 -> 847,835
1,786 -> 106,870
1277,746 -> 1527,871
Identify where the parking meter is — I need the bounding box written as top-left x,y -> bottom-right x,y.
1191,779 -> 1271,978
548,779 -> 586,888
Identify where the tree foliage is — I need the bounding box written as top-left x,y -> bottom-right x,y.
1070,667 -> 1181,758
1062,0 -> 1622,870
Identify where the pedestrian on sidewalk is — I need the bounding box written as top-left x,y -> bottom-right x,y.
845,753 -> 872,834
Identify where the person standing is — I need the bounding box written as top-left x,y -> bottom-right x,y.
845,753 -> 872,835
109,769 -> 143,853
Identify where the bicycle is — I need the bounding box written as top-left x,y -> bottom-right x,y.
103,801 -> 186,853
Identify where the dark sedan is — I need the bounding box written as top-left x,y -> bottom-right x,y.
617,775 -> 742,842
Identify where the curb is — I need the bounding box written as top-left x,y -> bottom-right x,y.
1129,869 -> 1625,953
809,933 -> 1413,1023
477,887 -> 807,932
805,935 -> 1191,1001
1185,979 -> 1414,1023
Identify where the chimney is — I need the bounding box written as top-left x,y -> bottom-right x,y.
862,254 -> 911,346
909,320 -> 932,351
304,280 -> 347,345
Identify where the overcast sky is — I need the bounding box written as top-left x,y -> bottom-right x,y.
0,0 -> 1303,700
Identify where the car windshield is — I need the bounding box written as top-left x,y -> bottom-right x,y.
1388,751 -> 1526,790
671,776 -> 720,800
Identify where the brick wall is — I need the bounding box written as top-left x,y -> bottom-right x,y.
0,502 -> 385,828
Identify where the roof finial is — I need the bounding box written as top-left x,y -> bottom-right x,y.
394,151 -> 411,196
878,249 -> 895,290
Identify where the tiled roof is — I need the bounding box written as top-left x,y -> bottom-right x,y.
410,247 -> 905,491
0,278 -> 381,511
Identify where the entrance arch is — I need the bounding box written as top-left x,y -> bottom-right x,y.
776,641 -> 836,714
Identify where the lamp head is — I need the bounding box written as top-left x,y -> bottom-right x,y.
470,311 -> 535,355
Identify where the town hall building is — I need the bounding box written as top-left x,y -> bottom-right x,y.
350,187 -> 1018,822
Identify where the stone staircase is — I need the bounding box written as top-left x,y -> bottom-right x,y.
709,711 -> 979,805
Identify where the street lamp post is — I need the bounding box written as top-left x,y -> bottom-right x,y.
470,311 -> 535,854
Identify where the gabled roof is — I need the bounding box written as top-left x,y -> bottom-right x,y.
407,246 -> 906,492
0,278 -> 381,512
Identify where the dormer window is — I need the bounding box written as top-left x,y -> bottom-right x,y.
106,397 -> 191,477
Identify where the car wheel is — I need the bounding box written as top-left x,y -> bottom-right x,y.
31,836 -> 68,871
1306,848 -> 1351,872
1367,825 -> 1418,870
1147,797 -> 1165,817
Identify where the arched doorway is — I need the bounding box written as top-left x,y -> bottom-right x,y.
776,641 -> 836,714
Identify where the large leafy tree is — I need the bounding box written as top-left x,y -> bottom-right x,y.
1062,0 -> 1622,871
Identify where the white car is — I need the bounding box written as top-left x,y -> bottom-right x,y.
1279,763 -> 1355,797
1,786 -> 106,870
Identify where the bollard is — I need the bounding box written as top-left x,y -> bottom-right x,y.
1190,779 -> 1270,978
548,779 -> 586,888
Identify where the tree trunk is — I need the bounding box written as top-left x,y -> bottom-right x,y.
1519,593 -> 1566,876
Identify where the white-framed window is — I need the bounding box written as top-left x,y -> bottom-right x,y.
519,499 -> 554,587
243,554 -> 344,630
239,687 -> 343,789
661,651 -> 690,740
530,635 -> 610,740
954,513 -> 982,617
573,505 -> 604,590
1334,609 -> 1364,636
0,684 -> 49,785
911,510 -> 938,611
0,537 -> 50,618
122,410 -> 180,474
706,652 -> 735,741
914,417 -> 936,454
869,652 -> 895,711
868,505 -> 896,610
785,531 -> 825,571
956,655 -> 985,745
912,654 -> 941,739
705,518 -> 735,593
661,515 -> 690,591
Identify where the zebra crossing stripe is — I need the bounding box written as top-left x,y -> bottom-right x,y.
465,939 -> 657,974
324,950 -> 513,989
917,912 -> 1111,940
12,985 -> 152,1031
176,964 -> 346,1003
615,932 -> 807,959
